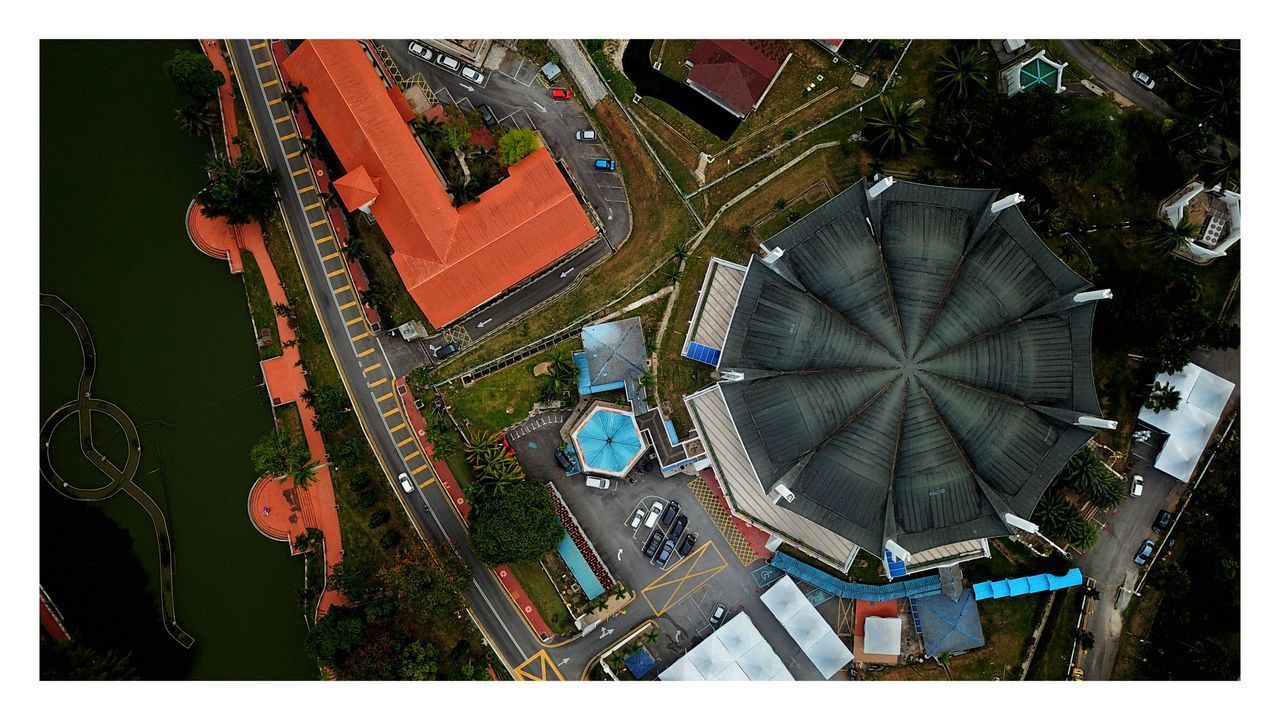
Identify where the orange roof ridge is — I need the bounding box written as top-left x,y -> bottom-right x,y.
334,165 -> 381,210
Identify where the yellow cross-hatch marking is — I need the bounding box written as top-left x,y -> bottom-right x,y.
383,406 -> 400,418
411,463 -> 429,475
397,436 -> 414,448
333,284 -> 351,294
250,41 -> 267,50
263,79 -> 279,88
364,363 -> 383,375
357,347 -> 376,358
639,541 -> 728,617
389,422 -> 407,433
312,219 -> 330,229
346,316 -> 363,327
404,450 -> 422,462
351,331 -> 369,341
514,650 -> 564,681
418,477 -> 436,489
368,377 -> 388,388
375,391 -> 395,403
340,300 -> 358,311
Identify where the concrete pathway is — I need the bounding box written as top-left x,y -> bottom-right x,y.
549,40 -> 607,108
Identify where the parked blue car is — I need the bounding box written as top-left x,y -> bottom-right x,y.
594,158 -> 616,171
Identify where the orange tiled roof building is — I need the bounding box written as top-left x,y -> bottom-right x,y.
284,40 -> 597,327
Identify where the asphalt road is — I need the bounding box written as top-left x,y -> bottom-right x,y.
1058,39 -> 1179,119
372,40 -> 632,366
231,39 -> 652,681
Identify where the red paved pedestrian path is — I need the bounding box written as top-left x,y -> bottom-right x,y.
191,40 -> 346,618
699,468 -> 775,561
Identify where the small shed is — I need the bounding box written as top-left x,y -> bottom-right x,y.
540,61 -> 562,82
915,589 -> 986,657
863,615 -> 902,656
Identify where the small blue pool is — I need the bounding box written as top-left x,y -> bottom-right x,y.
572,407 -> 643,475
557,532 -> 605,601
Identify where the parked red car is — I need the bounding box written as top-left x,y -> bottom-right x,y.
550,87 -> 573,100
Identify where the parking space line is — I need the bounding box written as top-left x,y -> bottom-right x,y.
311,219 -> 329,229
256,60 -> 273,69
315,235 -> 334,246
389,422 -> 407,433
333,284 -> 352,294
327,267 -> 346,278
282,134 -> 299,143
383,406 -> 401,418
286,150 -> 301,159
375,391 -> 395,403
410,463 -> 429,475
418,477 -> 436,489
404,450 -> 422,462
275,115 -> 291,124
345,316 -> 363,326
322,251 -> 341,261
357,347 -> 377,358
340,300 -> 358,311
363,363 -> 383,375
368,376 -> 388,388
262,79 -> 279,88
351,330 -> 370,341
268,98 -> 282,106
397,436 -> 415,448
250,42 -> 267,50
304,202 -> 322,211
291,167 -> 309,177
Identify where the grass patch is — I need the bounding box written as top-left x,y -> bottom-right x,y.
446,339 -> 577,436
347,215 -> 433,331
650,39 -> 696,84
589,46 -> 636,100
508,559 -> 577,636
439,97 -> 695,373
1027,587 -> 1083,680
239,249 -> 282,360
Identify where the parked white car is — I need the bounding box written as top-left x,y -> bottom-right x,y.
1131,475 -> 1145,497
461,66 -> 485,84
585,475 -> 611,490
1131,70 -> 1156,91
399,472 -> 415,493
436,54 -> 461,73
645,501 -> 665,528
575,129 -> 597,141
408,41 -> 433,63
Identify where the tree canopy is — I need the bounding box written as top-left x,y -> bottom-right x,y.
469,481 -> 563,566
305,605 -> 366,666
165,48 -> 226,102
251,427 -> 311,479
378,545 -> 471,620
195,154 -> 279,226
302,384 -> 352,433
498,128 -> 539,166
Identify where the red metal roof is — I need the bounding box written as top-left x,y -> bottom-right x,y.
333,166 -> 380,210
284,40 -> 596,327
686,40 -> 792,116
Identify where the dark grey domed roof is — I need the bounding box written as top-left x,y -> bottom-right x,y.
716,179 -> 1104,554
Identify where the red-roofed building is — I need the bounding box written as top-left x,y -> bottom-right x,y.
684,40 -> 793,118
283,40 -> 597,327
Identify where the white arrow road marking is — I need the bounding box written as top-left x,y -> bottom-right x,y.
477,317 -> 493,328
560,267 -> 576,278
459,83 -> 475,92
600,627 -> 614,639
617,548 -> 623,561
558,657 -> 570,666
533,101 -> 547,113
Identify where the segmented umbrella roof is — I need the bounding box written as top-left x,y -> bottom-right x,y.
574,407 -> 644,475
715,179 -> 1103,554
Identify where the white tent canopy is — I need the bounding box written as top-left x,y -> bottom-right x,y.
1139,363 -> 1235,482
863,616 -> 903,656
760,576 -> 854,679
658,612 -> 795,682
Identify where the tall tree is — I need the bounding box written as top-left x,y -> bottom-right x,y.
378,545 -> 471,620
498,127 -> 539,166
164,48 -> 226,102
469,481 -> 563,566
1145,381 -> 1183,412
1146,216 -> 1198,256
864,96 -> 923,159
174,102 -> 219,136
195,153 -> 280,226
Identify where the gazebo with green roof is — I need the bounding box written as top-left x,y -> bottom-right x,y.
1002,49 -> 1067,96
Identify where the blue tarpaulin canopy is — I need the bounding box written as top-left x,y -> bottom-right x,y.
972,568 -> 1083,600
769,552 -> 941,601
624,647 -> 656,678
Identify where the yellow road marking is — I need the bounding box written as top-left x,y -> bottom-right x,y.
383,406 -> 401,418
311,219 -> 329,229
639,541 -> 728,617
291,167 -> 309,177
340,300 -> 358,310
418,477 -> 436,489
275,115 -> 291,124
269,98 -> 282,106
397,436 -> 415,448
304,202 -> 322,211
346,316 -> 363,327
514,650 -> 563,681
389,422 -> 407,433
410,463 -> 429,475
364,363 -> 383,375
322,251 -> 341,261
376,391 -> 395,403
250,42 -> 267,50
315,235 -> 334,246
404,450 -> 421,462
282,134 -> 299,143
357,347 -> 377,358
368,377 -> 388,388
256,60 -> 272,69
333,284 -> 352,294
263,79 -> 279,88
351,331 -> 369,341
286,150 -> 301,159
327,268 -> 346,279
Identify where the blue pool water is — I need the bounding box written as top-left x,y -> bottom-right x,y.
557,532 -> 605,601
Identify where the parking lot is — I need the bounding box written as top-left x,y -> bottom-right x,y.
511,415 -> 826,679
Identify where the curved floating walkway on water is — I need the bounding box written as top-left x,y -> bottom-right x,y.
39,293 -> 196,649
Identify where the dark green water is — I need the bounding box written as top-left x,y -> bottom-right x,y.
40,40 -> 316,680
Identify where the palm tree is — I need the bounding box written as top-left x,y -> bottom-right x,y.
546,349 -> 578,383
289,457 -> 319,489
413,115 -> 445,141
1033,492 -> 1076,537
670,241 -> 690,262
175,102 -> 219,136
447,177 -> 480,207
1201,146 -> 1239,191
934,44 -> 989,101
280,82 -> 308,109
864,97 -> 923,159
465,432 -> 503,467
661,263 -> 683,286
1196,77 -> 1239,124
1147,216 -> 1197,256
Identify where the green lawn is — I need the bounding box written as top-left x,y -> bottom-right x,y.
445,339 -> 578,436
239,249 -> 282,360
348,218 -> 433,331
1027,587 -> 1083,680
508,559 -> 577,636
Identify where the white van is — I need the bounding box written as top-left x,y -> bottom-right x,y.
645,500 -> 665,528
585,475 -> 611,490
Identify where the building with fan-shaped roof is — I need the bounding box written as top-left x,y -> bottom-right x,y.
684,177 -> 1113,575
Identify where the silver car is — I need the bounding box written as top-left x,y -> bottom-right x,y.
1131,70 -> 1155,91
461,66 -> 485,84
436,54 -> 461,73
408,41 -> 433,63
